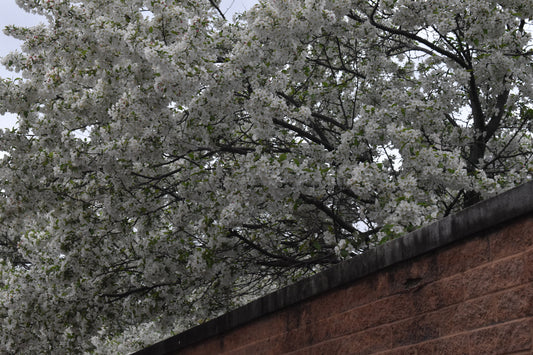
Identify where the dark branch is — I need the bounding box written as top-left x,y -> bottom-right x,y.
300,194 -> 356,234
101,283 -> 176,303
485,89 -> 510,142
272,117 -> 334,151
208,0 -> 226,21
348,3 -> 469,69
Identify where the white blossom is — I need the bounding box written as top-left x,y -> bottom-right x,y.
0,0 -> 531,353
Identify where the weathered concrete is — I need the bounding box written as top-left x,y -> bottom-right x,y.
134,181 -> 533,355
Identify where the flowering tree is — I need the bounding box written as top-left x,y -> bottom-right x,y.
0,0 -> 531,352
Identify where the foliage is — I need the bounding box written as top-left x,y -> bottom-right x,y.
0,0 -> 531,352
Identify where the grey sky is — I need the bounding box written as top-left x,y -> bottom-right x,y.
0,0 -> 259,129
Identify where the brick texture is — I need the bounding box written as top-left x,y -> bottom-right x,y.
172,214 -> 533,355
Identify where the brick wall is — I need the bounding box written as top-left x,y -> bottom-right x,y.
136,182 -> 533,354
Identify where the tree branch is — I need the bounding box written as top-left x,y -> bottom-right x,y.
101,282 -> 176,303
228,229 -> 300,265
349,3 -> 469,69
272,117 -> 334,151
300,194 -> 356,234
208,0 -> 226,21
485,89 -> 510,142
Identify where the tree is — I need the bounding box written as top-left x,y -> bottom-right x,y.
0,0 -> 531,352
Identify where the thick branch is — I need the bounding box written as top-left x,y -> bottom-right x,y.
485,89 -> 510,142
276,91 -> 348,130
101,282 -> 176,303
208,0 -> 226,21
228,229 -> 300,265
300,194 -> 356,234
273,117 -> 334,151
349,4 -> 469,69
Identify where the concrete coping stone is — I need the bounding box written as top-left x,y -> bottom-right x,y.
133,181 -> 533,355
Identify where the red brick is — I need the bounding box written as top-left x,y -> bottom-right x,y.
469,319 -> 531,354
179,337 -> 223,355
411,274 -> 465,313
284,339 -> 342,355
494,284 -> 533,321
384,253 -> 438,296
437,235 -> 490,278
278,292 -> 417,353
289,326 -> 391,355
531,317 -> 533,352
379,293 -> 418,323
280,323 -> 315,353
379,333 -> 469,355
222,312 -> 285,351
336,293 -> 416,336
525,248 -> 533,282
280,314 -> 347,353
440,284 -> 533,336
390,312 -> 441,347
463,254 -> 527,300
333,306 -> 365,336
339,272 -> 390,311
336,325 -> 391,354
310,315 -> 346,344
302,273 -> 388,327
376,347 -> 417,355
439,302 -> 486,336
304,286 -> 351,324
285,303 -> 308,331
225,334 -> 285,355
295,287 -> 356,327
489,215 -> 533,260
411,333 -> 470,354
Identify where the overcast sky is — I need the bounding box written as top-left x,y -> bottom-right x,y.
0,0 -> 258,129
